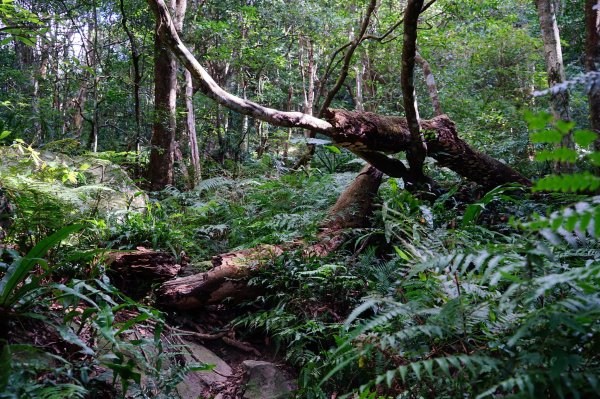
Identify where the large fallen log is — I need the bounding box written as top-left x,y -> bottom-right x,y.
324,110 -> 531,190
156,166 -> 383,310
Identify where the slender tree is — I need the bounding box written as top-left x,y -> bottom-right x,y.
401,0 -> 427,185
534,0 -> 572,171
119,0 -> 143,153
585,0 -> 600,151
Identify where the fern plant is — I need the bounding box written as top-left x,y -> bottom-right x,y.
307,123 -> 600,397
314,235 -> 600,398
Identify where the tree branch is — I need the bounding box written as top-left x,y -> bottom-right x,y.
317,0 -> 378,117
146,0 -> 333,134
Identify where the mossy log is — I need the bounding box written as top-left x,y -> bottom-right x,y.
323,110 -> 531,190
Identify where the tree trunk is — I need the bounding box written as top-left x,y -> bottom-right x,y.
148,0 -> 186,190
156,165 -> 383,309
293,37 -> 317,168
323,110 -> 531,189
534,0 -> 572,171
106,247 -> 182,299
355,61 -> 365,112
119,0 -> 143,153
415,52 -> 442,117
186,68 -> 202,185
402,0 -> 427,183
585,0 -> 600,151
282,83 -> 294,159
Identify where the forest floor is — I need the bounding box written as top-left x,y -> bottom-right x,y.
3,147 -> 600,398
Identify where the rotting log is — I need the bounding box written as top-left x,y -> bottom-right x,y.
156,166 -> 383,310
106,247 -> 182,298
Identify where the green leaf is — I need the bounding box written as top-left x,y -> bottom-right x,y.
574,129 -> 598,147
55,324 -> 94,355
411,363 -> 422,380
423,359 -> 434,378
556,120 -> 576,135
435,358 -> 450,377
530,129 -> 562,143
394,246 -> 411,260
323,145 -> 342,154
534,148 -> 578,163
0,224 -> 84,306
525,111 -> 552,130
588,152 -> 600,166
385,369 -> 395,387
534,173 -> 600,193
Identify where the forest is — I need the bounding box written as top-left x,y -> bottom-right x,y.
1,0 -> 600,397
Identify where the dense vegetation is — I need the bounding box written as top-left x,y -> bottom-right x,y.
1,0 -> 600,398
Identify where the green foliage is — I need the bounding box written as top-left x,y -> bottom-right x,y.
0,0 -> 597,397
0,224 -> 82,308
0,226 -> 199,397
526,112 -> 600,193
310,232 -> 600,397
0,0 -> 45,46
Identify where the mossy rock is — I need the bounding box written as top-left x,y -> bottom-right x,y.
0,145 -> 147,217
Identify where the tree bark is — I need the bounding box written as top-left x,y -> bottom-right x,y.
402,0 -> 427,183
148,26 -> 177,189
106,247 -> 182,299
585,0 -> 600,151
185,68 -> 202,185
292,37 -> 318,169
148,0 -> 186,190
534,0 -> 573,171
323,110 -> 531,189
156,165 -> 383,309
415,52 -> 442,117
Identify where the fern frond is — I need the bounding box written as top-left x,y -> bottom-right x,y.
376,354 -> 500,387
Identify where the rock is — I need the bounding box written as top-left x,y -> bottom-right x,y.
176,340 -> 233,399
242,360 -> 296,399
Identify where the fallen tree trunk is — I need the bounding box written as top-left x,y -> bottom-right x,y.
156,166 -> 383,310
324,110 -> 531,190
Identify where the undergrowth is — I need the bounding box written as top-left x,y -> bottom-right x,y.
2,112 -> 600,398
